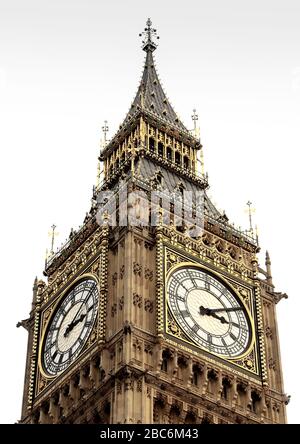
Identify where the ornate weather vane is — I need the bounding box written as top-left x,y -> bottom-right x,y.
139,18 -> 159,52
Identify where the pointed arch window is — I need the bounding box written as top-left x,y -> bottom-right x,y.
158,142 -> 164,157
175,151 -> 181,166
149,137 -> 155,152
167,146 -> 172,161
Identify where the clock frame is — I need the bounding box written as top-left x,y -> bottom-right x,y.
38,275 -> 99,378
167,263 -> 254,360
163,246 -> 261,377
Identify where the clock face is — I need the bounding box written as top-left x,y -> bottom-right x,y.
167,266 -> 252,358
43,278 -> 99,376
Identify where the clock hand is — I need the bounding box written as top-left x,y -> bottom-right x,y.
64,313 -> 86,338
208,307 -> 242,313
210,312 -> 229,324
64,285 -> 95,337
199,305 -> 229,324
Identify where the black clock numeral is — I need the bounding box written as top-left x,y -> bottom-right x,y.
231,322 -> 241,329
61,308 -> 67,317
181,310 -> 189,318
51,350 -> 58,361
45,341 -> 56,353
176,295 -> 185,302
230,332 -> 237,341
192,324 -> 199,333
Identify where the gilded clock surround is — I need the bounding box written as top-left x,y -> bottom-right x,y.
19,20 -> 288,424
164,253 -> 258,375
38,274 -> 100,380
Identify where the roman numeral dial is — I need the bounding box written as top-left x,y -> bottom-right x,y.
42,278 -> 99,376
167,266 -> 253,359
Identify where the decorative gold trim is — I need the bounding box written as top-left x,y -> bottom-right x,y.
254,281 -> 268,386
98,224 -> 109,343
155,217 -> 164,337
165,260 -> 255,361
38,273 -> 100,380
27,288 -> 42,409
161,243 -> 261,376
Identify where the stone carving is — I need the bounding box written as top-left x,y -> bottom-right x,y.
144,299 -> 154,313
133,293 -> 142,308
133,262 -> 142,276
119,296 -> 124,310
145,268 -> 154,281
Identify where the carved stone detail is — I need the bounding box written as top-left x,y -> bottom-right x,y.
133,293 -> 142,308
119,296 -> 124,310
145,268 -> 154,281
133,262 -> 142,276
144,299 -> 154,313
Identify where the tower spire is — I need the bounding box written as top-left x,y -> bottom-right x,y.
139,18 -> 159,52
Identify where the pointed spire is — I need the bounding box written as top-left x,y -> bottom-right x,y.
123,19 -> 188,132
139,18 -> 159,53
32,276 -> 39,309
265,250 -> 273,285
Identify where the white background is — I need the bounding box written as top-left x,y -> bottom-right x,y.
0,0 -> 299,424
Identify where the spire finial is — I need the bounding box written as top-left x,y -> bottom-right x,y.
48,224 -> 59,254
246,200 -> 254,234
265,250 -> 273,285
139,18 -> 159,52
192,109 -> 198,133
102,120 -> 109,145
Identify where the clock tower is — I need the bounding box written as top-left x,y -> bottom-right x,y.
19,19 -> 289,424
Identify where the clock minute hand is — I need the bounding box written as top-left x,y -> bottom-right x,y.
209,307 -> 242,313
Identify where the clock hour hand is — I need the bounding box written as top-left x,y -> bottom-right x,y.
64,313 -> 86,337
199,305 -> 229,325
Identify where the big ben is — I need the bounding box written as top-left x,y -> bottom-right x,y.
19,19 -> 289,424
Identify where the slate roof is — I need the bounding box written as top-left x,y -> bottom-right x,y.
138,158 -> 222,220
122,49 -> 189,133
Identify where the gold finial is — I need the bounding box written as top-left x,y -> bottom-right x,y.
139,18 -> 159,52
48,224 -> 59,254
192,109 -> 198,135
102,120 -> 109,146
246,201 -> 255,235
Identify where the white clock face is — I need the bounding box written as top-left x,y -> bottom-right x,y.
43,279 -> 98,376
167,266 -> 252,358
